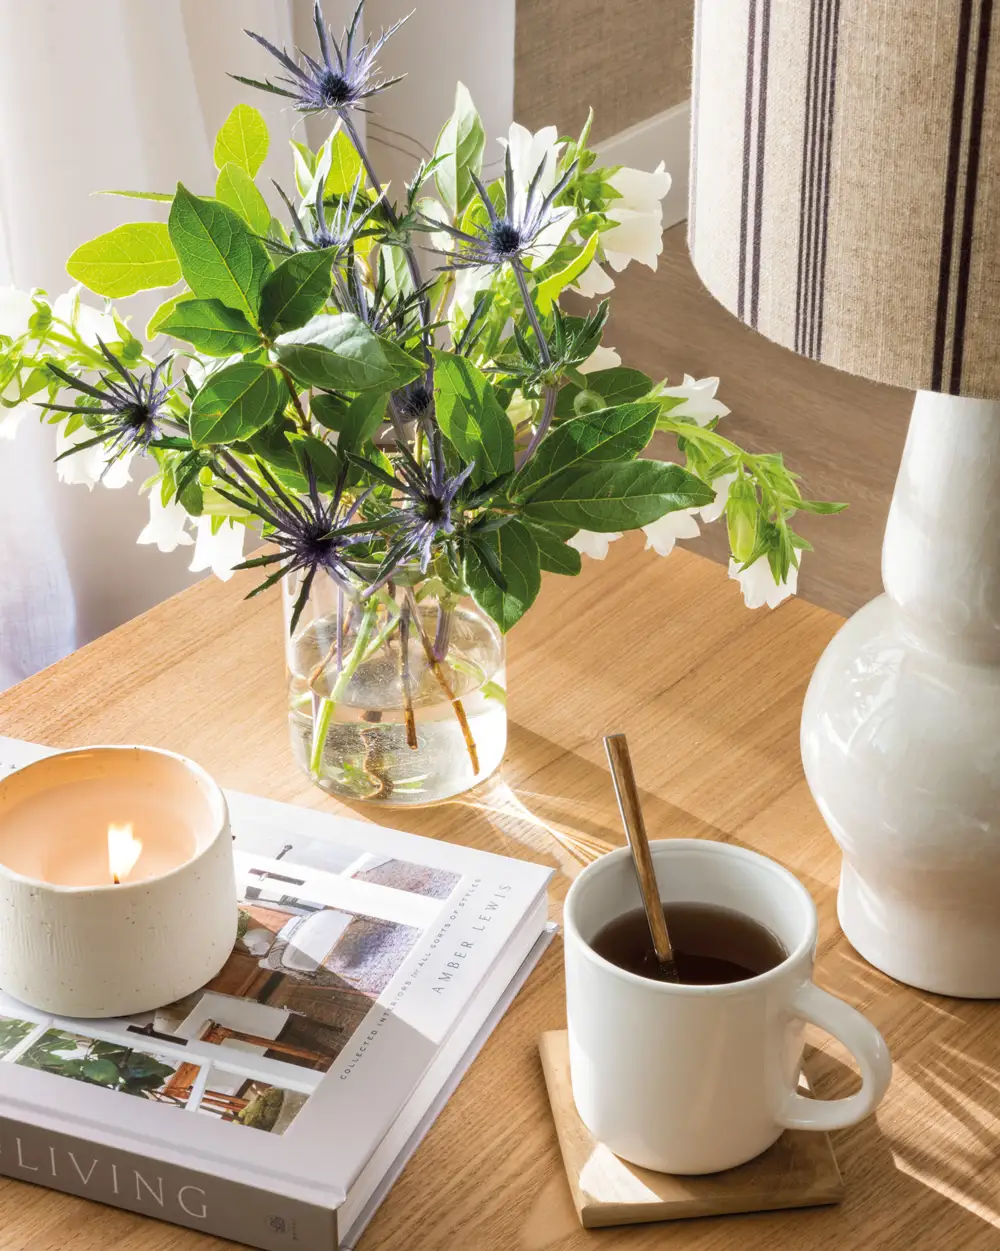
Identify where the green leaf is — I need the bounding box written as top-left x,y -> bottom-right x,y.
290,432 -> 342,490
555,366 -> 653,417
160,298 -> 260,356
168,184 -> 272,323
515,401 -> 658,497
523,460 -> 714,531
325,128 -> 363,196
190,362 -> 284,446
464,519 -> 541,633
312,390 -> 387,456
66,222 -> 180,298
214,104 -> 269,176
433,82 -> 486,215
431,348 -> 514,483
273,313 -> 422,391
527,523 -> 582,576
216,163 -> 271,235
146,292 -> 193,339
793,498 -> 849,515
98,190 -> 173,202
535,232 -> 599,314
259,248 -> 335,336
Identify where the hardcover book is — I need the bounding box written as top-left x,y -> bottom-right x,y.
0,737 -> 553,1249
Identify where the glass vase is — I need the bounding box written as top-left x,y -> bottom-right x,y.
283,567 -> 507,805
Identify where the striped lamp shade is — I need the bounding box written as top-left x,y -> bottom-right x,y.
689,0 -> 1000,399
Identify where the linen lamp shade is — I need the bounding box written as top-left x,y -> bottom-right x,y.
689,0 -> 1000,399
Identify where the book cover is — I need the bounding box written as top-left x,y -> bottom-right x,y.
0,737 -> 552,1248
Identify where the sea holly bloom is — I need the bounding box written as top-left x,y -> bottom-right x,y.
728,555 -> 799,609
43,339 -> 175,472
189,517 -> 247,583
602,163 -> 671,273
642,509 -> 701,557
235,1 -> 407,117
658,375 -> 730,426
215,458 -> 376,629
351,428 -> 477,584
266,170 -> 382,260
433,148 -> 576,273
138,492 -> 193,552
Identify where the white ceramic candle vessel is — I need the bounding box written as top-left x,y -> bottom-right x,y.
0,746 -> 236,1017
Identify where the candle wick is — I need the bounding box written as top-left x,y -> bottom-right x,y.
113,873 -> 121,886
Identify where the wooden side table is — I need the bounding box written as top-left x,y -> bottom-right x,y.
1,540 -> 996,1250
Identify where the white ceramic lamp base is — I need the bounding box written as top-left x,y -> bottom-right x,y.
802,390 -> 1000,998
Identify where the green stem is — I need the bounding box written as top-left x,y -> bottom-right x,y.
308,601 -> 380,776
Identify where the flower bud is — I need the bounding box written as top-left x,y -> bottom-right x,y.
574,388 -> 605,416
726,478 -> 759,563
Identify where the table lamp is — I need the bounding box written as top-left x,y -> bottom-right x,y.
689,0 -> 1000,997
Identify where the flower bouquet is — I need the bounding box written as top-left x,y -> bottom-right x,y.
0,2 -> 841,804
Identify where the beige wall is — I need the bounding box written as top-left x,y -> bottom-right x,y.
514,0 -> 693,142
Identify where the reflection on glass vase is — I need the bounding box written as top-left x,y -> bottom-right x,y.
284,566 -> 506,805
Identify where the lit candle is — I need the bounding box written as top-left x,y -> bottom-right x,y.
0,746 -> 236,1018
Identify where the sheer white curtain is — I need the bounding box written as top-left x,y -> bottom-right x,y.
0,0 -> 509,690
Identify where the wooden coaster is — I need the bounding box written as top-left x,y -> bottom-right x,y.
539,1030 -> 844,1228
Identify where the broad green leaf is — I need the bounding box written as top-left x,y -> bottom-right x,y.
168,185 -> 272,323
215,163 -> 271,235
290,432 -> 342,490
160,298 -> 260,356
66,222 -> 180,298
146,292 -> 193,339
555,366 -> 653,417
535,232 -> 599,314
464,519 -> 541,633
431,348 -> 514,483
523,459 -> 714,531
325,128 -> 363,196
312,390 -> 387,456
527,523 -> 582,576
259,248 -> 335,336
381,245 -> 414,300
274,313 -> 422,391
190,361 -> 284,446
214,104 -> 269,176
433,82 -> 486,215
82,1059 -> 121,1085
515,402 -> 659,497
99,190 -> 173,202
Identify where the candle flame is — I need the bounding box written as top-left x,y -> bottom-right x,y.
108,822 -> 142,885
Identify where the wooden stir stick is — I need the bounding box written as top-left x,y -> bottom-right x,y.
603,732 -> 679,983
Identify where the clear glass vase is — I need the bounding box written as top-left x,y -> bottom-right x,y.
284,567 -> 507,805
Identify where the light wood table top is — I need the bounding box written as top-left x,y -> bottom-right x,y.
1,540 -> 997,1250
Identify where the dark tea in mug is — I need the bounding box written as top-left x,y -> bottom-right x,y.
590,901 -> 787,986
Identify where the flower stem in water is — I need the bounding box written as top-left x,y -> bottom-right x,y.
405,591 -> 480,775
309,601 -> 380,776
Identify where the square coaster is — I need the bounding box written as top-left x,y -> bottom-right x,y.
539,1030 -> 844,1228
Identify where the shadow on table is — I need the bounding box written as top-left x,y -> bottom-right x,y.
520,1047 -> 999,1250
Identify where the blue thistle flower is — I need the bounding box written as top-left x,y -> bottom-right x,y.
215,456 -> 377,633
234,1 -> 408,116
349,431 -> 477,585
430,148 -> 577,272
266,169 -> 382,259
341,251 -> 435,344
43,339 -> 175,470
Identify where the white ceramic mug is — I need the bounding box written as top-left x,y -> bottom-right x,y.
564,839 -> 892,1174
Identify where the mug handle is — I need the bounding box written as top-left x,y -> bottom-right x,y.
776,981 -> 892,1132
